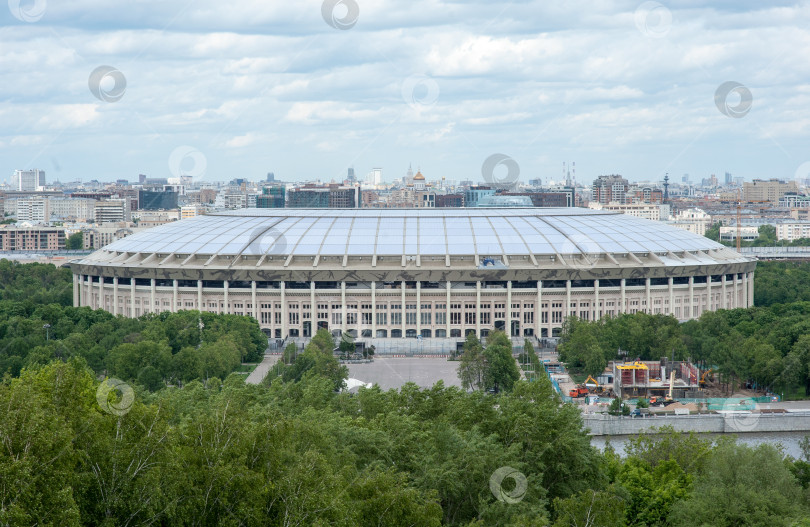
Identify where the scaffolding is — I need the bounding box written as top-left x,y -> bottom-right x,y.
612,360 -> 702,398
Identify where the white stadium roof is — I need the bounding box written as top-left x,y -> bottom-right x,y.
104,208 -> 726,260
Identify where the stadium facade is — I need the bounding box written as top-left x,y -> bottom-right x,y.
70,208 -> 756,339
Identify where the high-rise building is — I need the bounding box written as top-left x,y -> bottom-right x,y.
592,175 -> 629,204
267,172 -> 275,182
366,168 -> 382,186
139,190 -> 179,210
95,200 -> 131,223
464,187 -> 496,207
13,169 -> 45,191
288,185 -> 360,208
257,186 -> 285,208
724,172 -> 733,185
16,197 -> 50,222
743,179 -> 799,204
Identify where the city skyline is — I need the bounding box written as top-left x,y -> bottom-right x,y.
2,1 -> 810,186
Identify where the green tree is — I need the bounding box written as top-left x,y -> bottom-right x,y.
553,489 -> 625,527
618,458 -> 691,526
670,441 -> 806,527
457,333 -> 485,391
704,222 -> 721,242
483,330 -> 520,393
65,231 -> 84,250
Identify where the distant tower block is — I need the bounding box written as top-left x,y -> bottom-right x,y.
563,162 -> 576,187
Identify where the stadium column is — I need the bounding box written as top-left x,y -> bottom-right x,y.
547,284 -> 553,337
620,279 -> 626,314
668,277 -> 674,315
475,281 -> 481,337
73,274 -> 79,307
445,281 -> 451,337
130,279 -> 136,317
565,280 -> 571,319
688,276 -> 694,319
700,275 -> 712,315
197,280 -> 203,312
536,280 -> 542,336
113,277 -> 118,316
593,279 -> 599,321
507,280 -> 513,337
341,281 -> 347,334
150,279 -> 156,314
416,281 -> 422,337
281,281 -> 288,338
721,274 -> 727,310
748,272 -> 754,306
172,279 -> 178,313
400,281 -> 406,337
732,273 -> 738,308
371,281 -> 377,337
645,278 -> 651,314
252,281 -> 258,320
223,280 -> 229,315
310,282 -> 315,334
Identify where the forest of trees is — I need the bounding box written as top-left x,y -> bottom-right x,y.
5,353 -> 810,525
558,302 -> 810,396
3,262 -> 810,524
0,261 -> 267,389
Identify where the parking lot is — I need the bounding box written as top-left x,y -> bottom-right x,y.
346,357 -> 462,391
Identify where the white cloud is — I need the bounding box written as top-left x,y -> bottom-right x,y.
1,0 -> 809,182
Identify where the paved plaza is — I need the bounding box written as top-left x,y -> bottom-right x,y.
347,357 -> 462,390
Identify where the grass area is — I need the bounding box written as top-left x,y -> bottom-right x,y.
778,385 -> 810,401
235,363 -> 259,374
569,371 -> 587,384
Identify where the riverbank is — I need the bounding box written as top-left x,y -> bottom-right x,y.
583,411 -> 810,436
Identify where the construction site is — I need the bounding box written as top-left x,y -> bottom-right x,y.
558,359 -> 715,403
609,359 -> 705,399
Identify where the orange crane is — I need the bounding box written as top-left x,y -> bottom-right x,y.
700,368 -> 713,386
736,188 -> 775,252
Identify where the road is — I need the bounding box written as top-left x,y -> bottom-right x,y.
245,354 -> 279,385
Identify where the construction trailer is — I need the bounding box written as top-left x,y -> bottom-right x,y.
611,359 -> 702,399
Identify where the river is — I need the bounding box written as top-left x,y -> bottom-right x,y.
591,431 -> 809,459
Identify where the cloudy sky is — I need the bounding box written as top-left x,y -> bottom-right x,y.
1,0 -> 809,187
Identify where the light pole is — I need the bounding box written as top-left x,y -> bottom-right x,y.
43,324 -> 51,341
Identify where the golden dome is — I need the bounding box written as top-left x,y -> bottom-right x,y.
414,170 -> 425,180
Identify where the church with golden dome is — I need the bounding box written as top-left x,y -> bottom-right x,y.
393,164 -> 434,207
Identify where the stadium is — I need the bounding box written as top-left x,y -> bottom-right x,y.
70,208 -> 756,340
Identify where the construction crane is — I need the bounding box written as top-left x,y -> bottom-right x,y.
736,188 -> 775,252
736,189 -> 742,252
700,368 -> 713,386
